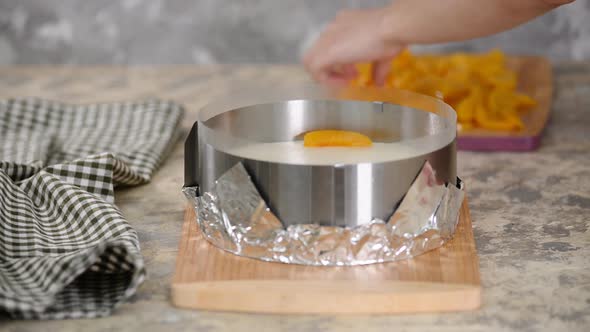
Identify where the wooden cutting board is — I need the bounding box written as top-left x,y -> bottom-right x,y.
171,198 -> 481,314
457,55 -> 553,151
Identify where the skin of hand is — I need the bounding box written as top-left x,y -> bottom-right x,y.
303,0 -> 575,87
303,8 -> 403,86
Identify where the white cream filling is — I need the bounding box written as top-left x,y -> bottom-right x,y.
225,140 -> 438,165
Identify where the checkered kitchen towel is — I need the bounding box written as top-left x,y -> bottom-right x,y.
0,98 -> 183,319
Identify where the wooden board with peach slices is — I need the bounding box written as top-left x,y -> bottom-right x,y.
351,49 -> 552,151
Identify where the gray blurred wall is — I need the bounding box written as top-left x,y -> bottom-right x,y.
0,0 -> 589,65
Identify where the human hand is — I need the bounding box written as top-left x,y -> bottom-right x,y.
303,8 -> 405,87
303,0 -> 573,87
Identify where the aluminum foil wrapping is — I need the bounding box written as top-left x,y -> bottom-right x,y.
183,162 -> 464,266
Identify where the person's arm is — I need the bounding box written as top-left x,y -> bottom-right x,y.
304,0 -> 574,86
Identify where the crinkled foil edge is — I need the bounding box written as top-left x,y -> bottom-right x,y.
183,162 -> 464,266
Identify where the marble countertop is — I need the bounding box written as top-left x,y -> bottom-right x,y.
1,63 -> 588,331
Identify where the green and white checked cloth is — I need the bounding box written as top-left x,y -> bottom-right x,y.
0,98 -> 183,319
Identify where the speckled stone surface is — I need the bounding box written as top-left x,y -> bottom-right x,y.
0,63 -> 588,331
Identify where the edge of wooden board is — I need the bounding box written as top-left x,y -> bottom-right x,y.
171,280 -> 481,314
